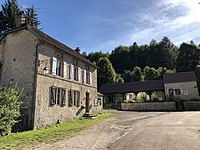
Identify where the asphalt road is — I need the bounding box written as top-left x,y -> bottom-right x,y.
109,111 -> 200,150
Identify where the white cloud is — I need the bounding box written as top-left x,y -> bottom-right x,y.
129,0 -> 200,45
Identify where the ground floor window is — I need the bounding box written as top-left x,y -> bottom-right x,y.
68,90 -> 80,107
168,88 -> 181,97
50,87 -> 66,106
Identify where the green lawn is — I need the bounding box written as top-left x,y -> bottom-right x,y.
0,112 -> 114,150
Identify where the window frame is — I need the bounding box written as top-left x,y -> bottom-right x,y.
50,86 -> 66,107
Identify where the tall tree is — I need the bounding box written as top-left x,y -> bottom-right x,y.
87,51 -> 109,65
0,0 -> 19,34
97,57 -> 116,88
25,6 -> 40,28
143,66 -> 159,80
157,37 -> 178,69
176,43 -> 200,72
122,66 -> 143,82
110,45 -> 130,74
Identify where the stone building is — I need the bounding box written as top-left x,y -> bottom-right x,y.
100,71 -> 199,101
0,25 -> 102,131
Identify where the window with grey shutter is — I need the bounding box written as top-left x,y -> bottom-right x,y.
78,67 -> 81,82
61,89 -> 66,106
63,61 -> 67,78
52,57 -> 57,75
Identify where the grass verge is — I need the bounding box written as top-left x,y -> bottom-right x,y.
0,112 -> 114,150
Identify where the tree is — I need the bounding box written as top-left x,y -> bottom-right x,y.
143,66 -> 159,80
87,51 -> 109,65
157,37 -> 178,69
176,43 -> 200,72
0,1 -> 41,35
0,85 -> 21,136
115,74 -> 124,83
195,65 -> 200,81
25,6 -> 40,28
110,45 -> 130,74
97,57 -> 116,89
0,0 -> 19,34
122,66 -> 143,82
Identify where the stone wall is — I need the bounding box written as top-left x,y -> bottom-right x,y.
0,29 -> 38,130
183,101 -> 200,111
121,101 -> 176,111
164,81 -> 199,100
34,43 -> 102,129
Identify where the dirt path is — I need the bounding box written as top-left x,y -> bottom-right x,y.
34,111 -> 167,150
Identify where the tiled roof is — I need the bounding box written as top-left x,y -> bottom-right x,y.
1,26 -> 97,68
163,71 -> 197,83
99,80 -> 164,94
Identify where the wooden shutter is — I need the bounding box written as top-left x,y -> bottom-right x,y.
68,90 -> 73,107
89,72 -> 92,85
61,89 -> 66,106
78,67 -> 81,82
77,91 -> 80,107
50,87 -> 56,105
52,57 -> 57,75
69,65 -> 74,80
63,61 -> 67,78
83,70 -> 86,83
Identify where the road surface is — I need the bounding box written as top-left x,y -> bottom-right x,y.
109,111 -> 200,150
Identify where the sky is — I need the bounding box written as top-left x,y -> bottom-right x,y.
1,0 -> 200,53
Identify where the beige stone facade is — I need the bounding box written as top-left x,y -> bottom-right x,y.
0,27 -> 102,130
164,81 -> 199,100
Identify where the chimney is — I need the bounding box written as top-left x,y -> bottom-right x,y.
74,47 -> 81,54
15,11 -> 26,28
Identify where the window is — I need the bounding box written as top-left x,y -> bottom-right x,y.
69,60 -> 81,81
168,88 -> 181,97
84,65 -> 92,84
73,60 -> 78,81
50,87 -> 66,106
174,89 -> 181,96
52,57 -> 63,77
68,90 -> 80,107
169,88 -> 174,96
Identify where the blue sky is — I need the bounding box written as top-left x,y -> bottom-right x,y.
1,0 -> 200,53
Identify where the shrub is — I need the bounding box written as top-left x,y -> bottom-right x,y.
138,94 -> 147,102
0,85 -> 22,136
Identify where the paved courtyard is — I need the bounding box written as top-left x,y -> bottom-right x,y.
110,111 -> 200,150
36,111 -> 200,150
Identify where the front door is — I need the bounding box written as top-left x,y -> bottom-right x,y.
86,92 -> 90,113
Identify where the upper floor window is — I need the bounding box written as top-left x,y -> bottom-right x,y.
52,57 -> 67,78
69,60 -> 81,82
73,60 -> 78,81
83,65 -> 92,85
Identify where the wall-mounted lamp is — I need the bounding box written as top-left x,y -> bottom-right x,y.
43,67 -> 49,74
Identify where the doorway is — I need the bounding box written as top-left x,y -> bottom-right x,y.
86,92 -> 90,113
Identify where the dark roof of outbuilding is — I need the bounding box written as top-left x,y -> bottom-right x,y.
99,80 -> 164,94
1,26 -> 97,68
163,71 -> 197,83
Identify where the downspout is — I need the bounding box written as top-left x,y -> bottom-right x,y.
31,41 -> 40,130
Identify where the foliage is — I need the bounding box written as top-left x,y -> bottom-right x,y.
138,94 -> 147,102
25,5 -> 40,28
97,57 -> 117,88
122,66 -> 143,82
87,51 -> 110,65
0,85 -> 21,136
176,42 -> 200,72
143,66 -> 159,80
110,45 -> 130,74
195,65 -> 200,80
0,0 -> 20,34
0,112 -> 113,149
0,0 -> 41,35
115,74 -> 124,83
